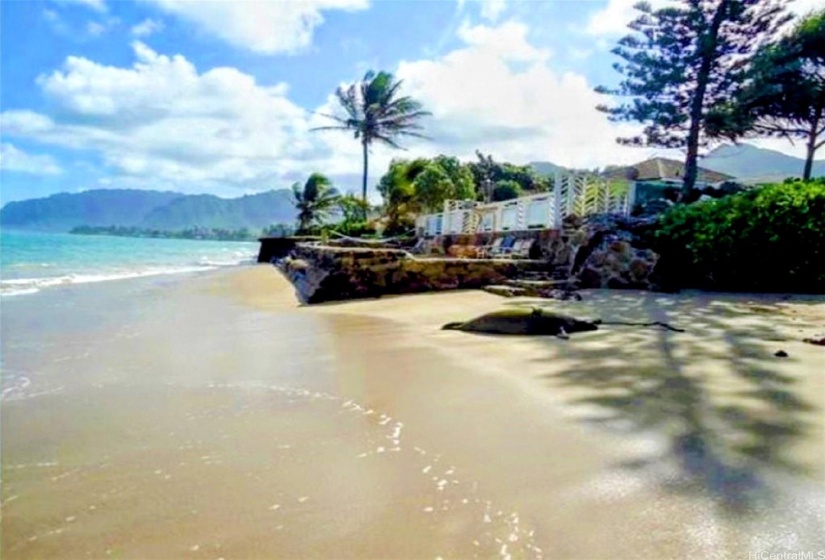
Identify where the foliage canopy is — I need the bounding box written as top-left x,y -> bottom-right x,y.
292,173 -> 339,234
492,180 -> 523,202
597,0 -> 789,194
468,151 -> 549,198
706,10 -> 825,180
377,155 -> 476,233
654,179 -> 825,292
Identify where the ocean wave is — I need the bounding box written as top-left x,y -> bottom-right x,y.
0,374 -> 64,403
197,255 -> 255,267
1,375 -> 31,399
0,263 -> 240,297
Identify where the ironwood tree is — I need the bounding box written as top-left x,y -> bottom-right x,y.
596,0 -> 790,195
707,10 -> 825,180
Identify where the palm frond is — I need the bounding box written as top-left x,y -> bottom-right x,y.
310,69 -> 430,205
310,124 -> 352,133
379,79 -> 405,108
335,84 -> 361,120
291,181 -> 304,202
393,129 -> 432,140
372,132 -> 405,149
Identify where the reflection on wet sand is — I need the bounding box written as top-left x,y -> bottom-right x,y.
2,266 -> 824,559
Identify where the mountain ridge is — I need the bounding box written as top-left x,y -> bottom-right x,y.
699,144 -> 824,182
0,188 -> 297,232
530,143 -> 823,183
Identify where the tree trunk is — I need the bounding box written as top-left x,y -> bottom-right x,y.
804,137 -> 816,182
803,106 -> 822,181
682,0 -> 729,198
361,140 -> 369,218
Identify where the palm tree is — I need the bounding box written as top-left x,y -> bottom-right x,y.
292,173 -> 339,234
312,70 -> 431,208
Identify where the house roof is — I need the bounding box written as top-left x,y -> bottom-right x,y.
604,157 -> 734,183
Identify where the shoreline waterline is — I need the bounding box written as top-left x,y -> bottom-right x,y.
0,230 -> 258,297
2,265 -> 824,559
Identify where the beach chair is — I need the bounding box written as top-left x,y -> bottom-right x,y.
511,238 -> 535,259
480,237 -> 502,258
504,239 -> 527,258
490,236 -> 516,258
503,239 -> 524,258
408,237 -> 427,255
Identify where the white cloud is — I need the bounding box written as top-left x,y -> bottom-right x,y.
91,16 -> 120,36
0,143 -> 63,175
56,0 -> 107,12
1,21 -> 659,199
44,6 -> 118,38
457,0 -> 509,23
568,47 -> 593,61
587,0 -> 819,37
2,18 -> 813,200
143,0 -> 369,54
1,110 -> 57,133
1,42 -> 357,193
87,21 -> 103,35
456,20 -> 550,62
131,18 -> 164,37
586,0 -> 672,36
394,20 -> 649,169
789,0 -> 823,17
43,8 -> 71,35
480,0 -> 507,22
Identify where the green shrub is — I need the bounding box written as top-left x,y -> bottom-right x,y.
492,180 -> 522,201
311,221 -> 377,238
383,216 -> 415,237
653,180 -> 825,293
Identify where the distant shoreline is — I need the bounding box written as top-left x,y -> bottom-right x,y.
69,225 -> 261,242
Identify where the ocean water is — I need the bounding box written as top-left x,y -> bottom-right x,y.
0,230 -> 259,297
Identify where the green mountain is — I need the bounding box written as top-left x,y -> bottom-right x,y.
140,190 -> 296,230
0,189 -> 183,232
531,145 -> 825,184
529,161 -> 568,177
0,189 -> 296,232
701,144 -> 825,183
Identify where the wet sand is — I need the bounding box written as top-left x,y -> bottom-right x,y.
2,265 -> 824,559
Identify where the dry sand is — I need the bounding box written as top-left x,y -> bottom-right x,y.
2,265 -> 824,559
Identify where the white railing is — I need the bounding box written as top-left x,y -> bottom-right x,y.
554,172 -> 633,220
416,172 -> 634,237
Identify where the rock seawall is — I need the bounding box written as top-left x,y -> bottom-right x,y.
274,215 -> 664,303
278,245 -> 547,304
539,214 -> 661,290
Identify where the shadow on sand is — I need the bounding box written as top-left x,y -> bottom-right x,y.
505,291 -> 819,516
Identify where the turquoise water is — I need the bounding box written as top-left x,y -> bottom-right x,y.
0,230 -> 258,297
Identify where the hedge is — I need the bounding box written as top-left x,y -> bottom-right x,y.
653,179 -> 825,293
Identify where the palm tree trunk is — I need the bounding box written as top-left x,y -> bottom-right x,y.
361,140 -> 369,220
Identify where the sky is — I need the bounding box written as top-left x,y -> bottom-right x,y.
0,0 -> 821,204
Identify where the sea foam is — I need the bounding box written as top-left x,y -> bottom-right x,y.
0,267 -> 216,297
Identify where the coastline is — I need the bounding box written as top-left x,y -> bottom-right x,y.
2,265 -> 824,559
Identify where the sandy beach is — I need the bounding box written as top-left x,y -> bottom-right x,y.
2,265 -> 824,559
